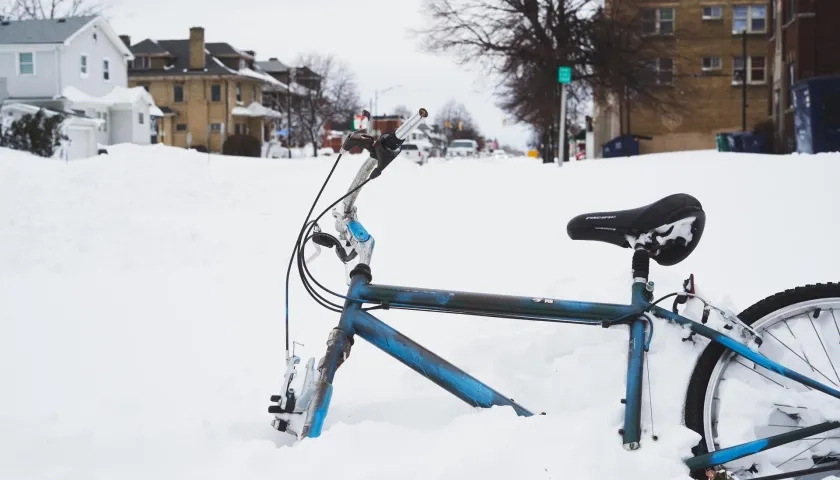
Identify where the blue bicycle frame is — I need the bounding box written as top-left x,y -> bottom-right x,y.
295,224 -> 840,475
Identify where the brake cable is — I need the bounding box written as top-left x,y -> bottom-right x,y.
284,156 -> 380,354
284,153 -> 344,355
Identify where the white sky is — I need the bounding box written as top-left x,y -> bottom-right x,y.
107,0 -> 533,149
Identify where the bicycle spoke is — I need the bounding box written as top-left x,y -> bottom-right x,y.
808,315 -> 840,385
734,360 -> 788,389
765,330 -> 840,389
784,319 -> 818,376
766,327 -> 840,387
778,438 -> 828,468
833,309 -> 840,342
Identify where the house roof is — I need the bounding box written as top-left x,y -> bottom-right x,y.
131,38 -> 170,55
0,16 -> 96,44
256,58 -> 289,73
206,42 -> 242,57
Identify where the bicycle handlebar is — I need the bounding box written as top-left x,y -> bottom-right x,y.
339,107 -> 428,217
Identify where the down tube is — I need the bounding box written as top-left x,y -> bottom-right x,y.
350,307 -> 534,417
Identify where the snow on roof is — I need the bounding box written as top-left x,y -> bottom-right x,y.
231,102 -> 283,119
61,86 -> 159,110
238,68 -> 285,88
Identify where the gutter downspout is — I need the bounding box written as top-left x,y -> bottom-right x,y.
55,44 -> 62,101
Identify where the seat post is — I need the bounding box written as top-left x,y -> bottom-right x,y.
631,249 -> 650,284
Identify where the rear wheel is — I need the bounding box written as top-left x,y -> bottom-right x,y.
685,283 -> 840,479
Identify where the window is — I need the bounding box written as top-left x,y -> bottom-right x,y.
702,5 -> 722,20
239,59 -> 246,70
733,5 -> 766,34
702,56 -> 722,71
132,56 -> 150,69
647,58 -> 674,85
176,123 -> 188,132
641,8 -> 675,35
252,85 -> 257,102
211,84 -> 221,102
236,83 -> 242,102
98,112 -> 108,132
210,123 -> 223,132
80,54 -> 88,77
138,112 -> 144,125
17,52 -> 34,75
103,58 -> 110,81
733,56 -> 767,84
750,56 -> 766,83
235,123 -> 247,135
174,84 -> 184,103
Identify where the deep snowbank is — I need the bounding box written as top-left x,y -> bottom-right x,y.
2,145 -> 839,479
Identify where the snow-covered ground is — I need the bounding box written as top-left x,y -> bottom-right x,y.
2,144 -> 839,480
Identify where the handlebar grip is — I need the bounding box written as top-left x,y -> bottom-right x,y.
380,108 -> 428,151
393,108 -> 428,140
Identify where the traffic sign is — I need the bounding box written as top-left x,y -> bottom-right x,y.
558,66 -> 573,84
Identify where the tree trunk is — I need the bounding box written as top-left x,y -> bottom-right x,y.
311,133 -> 318,157
540,128 -> 553,164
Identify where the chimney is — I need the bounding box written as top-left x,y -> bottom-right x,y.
119,35 -> 131,47
189,27 -> 205,70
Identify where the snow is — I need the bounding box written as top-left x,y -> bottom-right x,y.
61,86 -> 159,110
2,145 -> 840,480
231,102 -> 283,119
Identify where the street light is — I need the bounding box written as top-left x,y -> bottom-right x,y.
371,84 -> 402,134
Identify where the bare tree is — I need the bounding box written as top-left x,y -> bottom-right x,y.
419,0 -> 683,162
3,0 -> 106,19
392,104 -> 412,119
435,99 -> 481,143
291,54 -> 361,157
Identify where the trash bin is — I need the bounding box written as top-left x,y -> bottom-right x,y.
602,134 -> 640,158
741,132 -> 769,153
727,132 -> 746,153
716,133 -> 731,152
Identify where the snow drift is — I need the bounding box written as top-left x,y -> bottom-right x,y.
1,144 -> 839,479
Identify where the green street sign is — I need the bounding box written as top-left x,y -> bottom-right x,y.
558,66 -> 572,84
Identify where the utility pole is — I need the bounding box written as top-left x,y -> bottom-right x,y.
741,30 -> 748,131
557,66 -> 572,166
287,67 -> 294,158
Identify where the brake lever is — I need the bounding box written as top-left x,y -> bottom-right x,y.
311,232 -> 358,264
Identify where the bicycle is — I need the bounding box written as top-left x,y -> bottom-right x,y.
269,108 -> 840,480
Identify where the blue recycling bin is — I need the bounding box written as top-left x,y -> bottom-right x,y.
727,132 -> 746,152
741,132 -> 769,153
602,135 -> 640,158
792,75 -> 840,154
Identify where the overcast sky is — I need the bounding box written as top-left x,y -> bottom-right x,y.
108,0 -> 533,149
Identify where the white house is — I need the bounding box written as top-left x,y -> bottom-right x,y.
0,15 -> 159,153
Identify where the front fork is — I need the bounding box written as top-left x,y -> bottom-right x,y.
301,327 -> 353,438
271,276 -> 363,440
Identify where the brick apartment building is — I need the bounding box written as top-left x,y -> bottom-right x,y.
595,0 -> 770,155
767,0 -> 840,152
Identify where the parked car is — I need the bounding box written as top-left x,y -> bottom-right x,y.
447,139 -> 479,157
400,143 -> 427,165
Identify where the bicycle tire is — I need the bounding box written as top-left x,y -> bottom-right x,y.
684,282 -> 840,476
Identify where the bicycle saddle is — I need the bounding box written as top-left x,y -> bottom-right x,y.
566,193 -> 706,266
